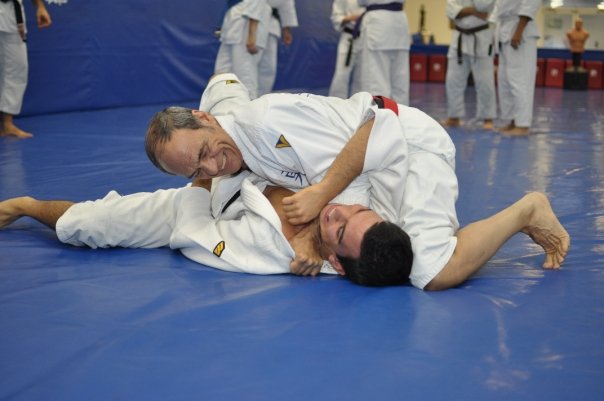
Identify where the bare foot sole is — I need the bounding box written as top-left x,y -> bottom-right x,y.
521,192 -> 570,269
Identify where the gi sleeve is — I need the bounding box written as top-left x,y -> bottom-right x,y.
518,0 -> 540,20
277,0 -> 298,28
330,0 -> 348,31
446,0 -> 463,20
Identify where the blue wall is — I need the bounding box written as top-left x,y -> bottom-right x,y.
21,1 -> 338,116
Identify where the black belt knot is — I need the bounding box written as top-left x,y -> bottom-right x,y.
455,24 -> 490,64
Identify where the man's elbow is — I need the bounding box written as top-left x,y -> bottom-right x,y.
424,275 -> 462,291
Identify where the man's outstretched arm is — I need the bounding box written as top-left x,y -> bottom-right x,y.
0,197 -> 73,230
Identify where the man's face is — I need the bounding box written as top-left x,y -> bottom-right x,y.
318,203 -> 383,259
157,112 -> 244,179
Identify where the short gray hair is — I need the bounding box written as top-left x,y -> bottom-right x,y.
144,107 -> 210,174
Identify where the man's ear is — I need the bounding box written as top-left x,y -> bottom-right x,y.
191,110 -> 212,122
328,254 -> 345,276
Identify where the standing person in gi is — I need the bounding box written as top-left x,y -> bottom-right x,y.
214,0 -> 271,99
0,0 -> 51,139
443,0 -> 496,130
354,0 -> 409,106
491,0 -> 540,136
257,0 -> 297,97
328,0 -> 364,99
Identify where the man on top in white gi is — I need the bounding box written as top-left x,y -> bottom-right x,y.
490,0 -> 540,136
144,73 -> 570,291
256,0 -> 297,97
328,0 -> 364,99
214,0 -> 271,99
0,0 -> 51,139
353,0 -> 410,106
443,0 -> 496,130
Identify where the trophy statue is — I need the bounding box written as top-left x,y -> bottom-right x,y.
418,5 -> 434,45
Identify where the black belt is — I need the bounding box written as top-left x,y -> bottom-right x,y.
352,2 -> 403,39
455,24 -> 490,64
342,26 -> 355,66
271,8 -> 281,24
3,0 -> 25,42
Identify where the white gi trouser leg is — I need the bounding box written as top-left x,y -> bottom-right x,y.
56,188 -> 187,249
328,33 -> 357,98
257,33 -> 278,96
497,37 -> 537,127
0,31 -> 28,115
445,56 -> 471,119
472,56 -> 496,120
214,43 -> 263,100
359,48 -> 409,106
390,49 -> 409,106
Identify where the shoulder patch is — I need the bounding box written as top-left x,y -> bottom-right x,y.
275,135 -> 291,148
225,80 -> 239,85
213,241 -> 226,257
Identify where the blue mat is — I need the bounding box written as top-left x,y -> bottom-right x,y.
1,83 -> 603,400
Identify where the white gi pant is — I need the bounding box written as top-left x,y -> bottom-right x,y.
215,44 -> 264,100
257,32 -> 277,96
257,0 -> 298,96
0,31 -> 28,115
491,0 -> 540,128
328,31 -> 360,99
214,1 -> 270,100
497,37 -> 537,128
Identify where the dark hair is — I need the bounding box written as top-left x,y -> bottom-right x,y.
337,221 -> 413,286
144,106 -> 210,174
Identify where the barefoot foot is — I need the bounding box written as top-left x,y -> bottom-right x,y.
521,192 -> 570,269
501,127 -> 530,136
442,118 -> 461,127
0,197 -> 31,229
0,122 -> 33,139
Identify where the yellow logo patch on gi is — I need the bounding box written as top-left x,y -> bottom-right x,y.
213,241 -> 226,257
225,80 -> 239,85
276,135 -> 291,148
